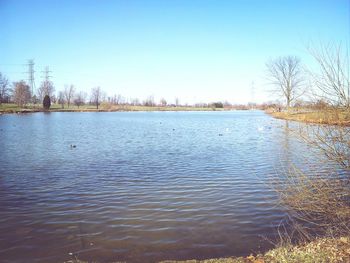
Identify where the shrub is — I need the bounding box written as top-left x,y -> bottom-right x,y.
276,122 -> 350,242
43,95 -> 51,110
211,102 -> 224,108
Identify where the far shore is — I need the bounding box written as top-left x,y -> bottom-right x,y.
0,103 -> 254,114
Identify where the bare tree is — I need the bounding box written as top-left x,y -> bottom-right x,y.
13,81 -> 31,107
58,91 -> 65,109
130,98 -> 140,106
175,97 -> 180,107
307,42 -> 350,108
74,91 -> 87,108
266,56 -> 304,110
111,94 -> 123,105
38,79 -> 55,102
143,95 -> 155,106
301,124 -> 350,169
51,94 -> 57,104
160,98 -> 167,106
91,86 -> 102,109
0,73 -> 10,104
64,84 -> 75,108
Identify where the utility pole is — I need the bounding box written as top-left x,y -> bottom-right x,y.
27,59 -> 35,102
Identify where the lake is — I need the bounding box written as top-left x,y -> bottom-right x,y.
0,111 -> 329,262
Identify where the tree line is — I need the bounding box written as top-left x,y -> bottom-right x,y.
0,75 -> 105,109
0,75 -> 236,110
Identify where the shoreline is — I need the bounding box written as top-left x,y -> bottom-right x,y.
67,237 -> 350,263
0,105 -> 237,114
267,109 -> 350,126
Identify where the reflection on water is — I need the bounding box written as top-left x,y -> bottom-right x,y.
0,111 -> 330,262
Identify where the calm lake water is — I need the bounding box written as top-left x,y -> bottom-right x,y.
0,111 -> 328,262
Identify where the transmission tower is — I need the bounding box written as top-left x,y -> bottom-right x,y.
27,59 -> 35,100
42,66 -> 52,82
39,66 -> 53,100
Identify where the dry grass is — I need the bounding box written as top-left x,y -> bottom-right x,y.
161,237 -> 350,263
263,237 -> 350,263
269,109 -> 350,126
161,257 -> 248,263
64,237 -> 350,263
97,104 -> 227,112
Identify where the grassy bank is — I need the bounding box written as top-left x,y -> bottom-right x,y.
268,109 -> 350,126
66,237 -> 350,263
161,237 -> 350,263
0,103 -> 228,114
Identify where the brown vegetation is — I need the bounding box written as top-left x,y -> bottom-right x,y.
13,81 -> 31,107
162,237 -> 350,262
65,237 -> 350,263
276,165 -> 350,240
269,109 -> 350,126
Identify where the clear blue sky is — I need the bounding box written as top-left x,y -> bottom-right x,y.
1,0 -> 349,104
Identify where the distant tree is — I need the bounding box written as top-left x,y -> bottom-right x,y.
32,95 -> 39,106
293,99 -> 305,108
175,97 -> 180,107
43,95 -> 51,110
130,98 -> 140,106
0,72 -> 10,104
91,86 -> 102,109
58,91 -> 65,109
13,81 -> 31,107
64,84 -> 75,108
51,94 -> 57,104
211,102 -> 224,108
160,98 -> 167,106
195,102 -> 208,108
74,91 -> 87,108
143,95 -> 155,106
38,79 -> 55,102
111,94 -> 123,105
247,102 -> 257,109
313,99 -> 329,110
266,56 -> 304,110
223,101 -> 232,107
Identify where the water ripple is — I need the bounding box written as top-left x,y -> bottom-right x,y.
0,111 -> 335,262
